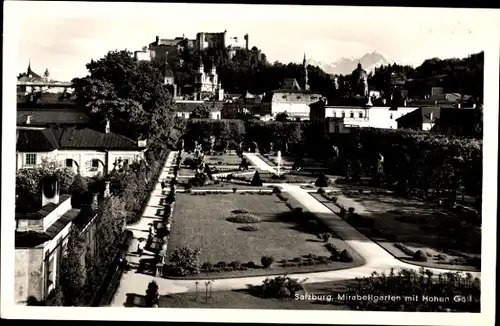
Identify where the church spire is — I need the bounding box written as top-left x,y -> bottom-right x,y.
303,53 -> 310,91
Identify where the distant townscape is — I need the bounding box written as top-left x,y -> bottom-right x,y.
15,29 -> 482,312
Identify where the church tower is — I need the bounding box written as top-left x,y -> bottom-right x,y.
302,53 -> 310,91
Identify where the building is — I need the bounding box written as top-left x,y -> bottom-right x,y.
173,100 -> 223,119
310,99 -> 419,130
17,62 -> 72,95
396,105 -> 479,137
16,122 -> 147,177
260,54 -> 322,120
15,176 -> 110,305
194,57 -> 224,101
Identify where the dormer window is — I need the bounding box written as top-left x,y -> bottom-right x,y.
359,112 -> 363,118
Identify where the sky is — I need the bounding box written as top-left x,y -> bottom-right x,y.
8,1 -> 498,81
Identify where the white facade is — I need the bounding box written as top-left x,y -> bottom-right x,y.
16,149 -> 145,177
324,106 -> 419,129
263,92 -> 322,120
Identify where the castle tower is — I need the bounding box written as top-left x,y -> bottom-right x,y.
302,53 -> 310,91
244,33 -> 249,50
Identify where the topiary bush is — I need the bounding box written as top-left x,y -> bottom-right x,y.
229,261 -> 242,270
321,232 -> 332,242
261,255 -> 274,268
232,187 -> 237,193
315,172 -> 329,187
215,261 -> 227,269
261,275 -> 303,299
348,207 -> 355,214
317,187 -> 326,194
145,281 -> 159,307
272,186 -> 282,193
245,261 -> 257,268
413,250 -> 428,262
238,225 -> 259,231
339,249 -> 354,262
251,170 -> 263,186
227,214 -> 261,223
201,262 -> 213,271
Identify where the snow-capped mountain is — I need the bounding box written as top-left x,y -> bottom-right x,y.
307,51 -> 397,75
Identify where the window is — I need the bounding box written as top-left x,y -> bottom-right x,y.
350,111 -> 354,118
341,111 -> 345,118
390,113 -> 393,119
66,159 -> 73,167
92,159 -> 99,168
359,112 -> 363,118
25,153 -> 36,166
333,112 -> 337,118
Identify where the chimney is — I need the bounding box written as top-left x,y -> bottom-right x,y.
156,35 -> 160,45
104,181 -> 111,198
41,176 -> 60,207
105,119 -> 110,133
26,115 -> 32,124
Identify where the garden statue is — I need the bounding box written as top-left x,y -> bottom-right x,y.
209,136 -> 216,154
284,142 -> 289,154
332,145 -> 339,158
277,150 -> 282,176
269,142 -> 274,154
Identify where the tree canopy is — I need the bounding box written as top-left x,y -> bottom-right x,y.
72,50 -> 177,145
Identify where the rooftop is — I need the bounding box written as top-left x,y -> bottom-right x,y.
174,101 -> 223,113
17,108 -> 90,126
16,127 -> 146,152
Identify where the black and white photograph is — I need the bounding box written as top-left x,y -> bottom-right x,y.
2,2 -> 499,325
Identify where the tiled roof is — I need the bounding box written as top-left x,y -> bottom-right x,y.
15,195 -> 72,220
282,78 -> 301,91
45,208 -> 80,238
17,93 -> 77,108
58,127 -> 143,150
17,108 -> 90,126
174,101 -> 223,113
17,127 -> 145,152
16,129 -> 60,152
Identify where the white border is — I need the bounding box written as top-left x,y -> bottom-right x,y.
2,2 -> 499,325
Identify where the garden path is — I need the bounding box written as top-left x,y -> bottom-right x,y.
110,152 -> 480,307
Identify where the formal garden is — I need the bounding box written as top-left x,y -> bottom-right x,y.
158,188 -> 363,279
310,187 -> 481,271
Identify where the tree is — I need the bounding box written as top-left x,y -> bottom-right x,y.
275,111 -> 289,122
251,170 -> 263,186
169,247 -> 202,276
59,225 -> 86,306
190,104 -> 212,119
72,50 -> 179,149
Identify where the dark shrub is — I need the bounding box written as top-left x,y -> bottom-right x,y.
294,207 -> 303,213
215,261 -> 227,268
364,217 -> 375,228
201,262 -> 213,272
413,250 -> 428,262
339,207 -> 346,217
214,179 -> 220,185
272,186 -> 282,193
317,187 -> 326,194
348,207 -> 355,214
245,261 -> 257,268
261,256 -> 274,268
261,275 -> 303,299
321,232 -> 332,242
232,187 -> 237,193
292,257 -> 301,262
331,196 -> 338,203
339,249 -> 354,262
229,261 -> 242,270
315,172 -> 329,187
231,209 -> 249,214
251,171 -> 263,186
325,243 -> 340,256
226,174 -> 233,180
145,281 -> 159,307
277,193 -> 289,201
227,214 -> 260,223
238,225 -> 259,231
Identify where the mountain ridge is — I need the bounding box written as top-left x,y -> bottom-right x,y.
306,51 -> 397,75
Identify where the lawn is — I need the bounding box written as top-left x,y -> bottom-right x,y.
166,193 -> 362,278
311,189 -> 481,271
157,276 -> 479,312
